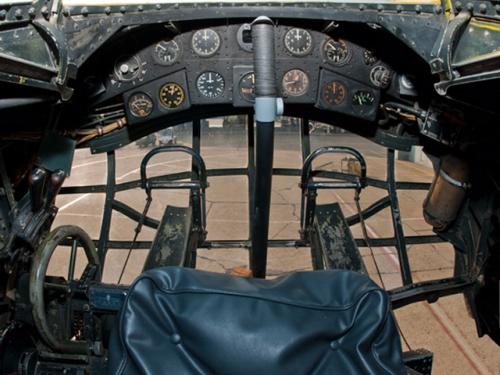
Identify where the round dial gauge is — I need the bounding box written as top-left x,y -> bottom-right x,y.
153,40 -> 181,65
322,80 -> 347,105
363,49 -> 378,65
370,65 -> 392,89
197,71 -> 225,98
284,28 -> 313,56
323,39 -> 351,66
353,90 -> 375,106
282,69 -> 309,97
239,72 -> 255,102
128,93 -> 154,118
113,55 -> 146,82
159,83 -> 185,109
191,29 -> 221,57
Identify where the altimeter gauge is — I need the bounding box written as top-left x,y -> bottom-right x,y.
322,80 -> 347,106
282,69 -> 309,97
159,82 -> 185,109
323,39 -> 351,66
192,29 -> 221,57
197,71 -> 225,98
128,93 -> 154,118
153,40 -> 181,65
284,28 -> 313,56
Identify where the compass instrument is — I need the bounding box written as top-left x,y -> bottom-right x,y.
159,82 -> 185,109
153,40 -> 181,65
197,71 -> 225,98
322,80 -> 347,105
282,69 -> 309,97
323,39 -> 351,66
128,93 -> 154,117
284,28 -> 313,56
192,29 -> 221,57
239,72 -> 255,102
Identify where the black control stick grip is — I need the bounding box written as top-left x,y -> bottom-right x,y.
29,168 -> 47,212
252,16 -> 276,97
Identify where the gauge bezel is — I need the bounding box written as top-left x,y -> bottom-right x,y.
369,65 -> 392,89
128,92 -> 154,118
152,40 -> 181,66
159,82 -> 185,109
284,28 -> 313,57
281,69 -> 310,97
113,55 -> 144,82
191,28 -> 221,57
196,71 -> 225,98
322,80 -> 347,106
322,38 -> 352,67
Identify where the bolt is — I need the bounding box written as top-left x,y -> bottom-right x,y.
14,9 -> 22,19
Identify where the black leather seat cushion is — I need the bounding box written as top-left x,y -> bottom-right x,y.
108,267 -> 405,374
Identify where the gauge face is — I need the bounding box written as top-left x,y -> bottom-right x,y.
282,69 -> 309,97
323,39 -> 351,66
239,72 -> 255,102
322,80 -> 347,105
128,93 -> 154,118
363,49 -> 378,65
370,65 -> 392,88
159,83 -> 185,109
191,29 -> 221,57
153,40 -> 181,65
284,28 -> 313,56
353,90 -> 375,106
197,71 -> 225,98
113,55 -> 146,82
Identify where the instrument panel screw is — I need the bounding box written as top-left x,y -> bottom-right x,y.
120,6 -> 126,13
81,6 -> 88,16
479,3 -> 487,13
104,6 -> 111,14
466,2 -> 473,11
377,4 -> 384,11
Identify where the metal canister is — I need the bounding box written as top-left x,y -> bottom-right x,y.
423,154 -> 470,231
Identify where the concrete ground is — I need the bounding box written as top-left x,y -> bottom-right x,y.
51,125 -> 499,374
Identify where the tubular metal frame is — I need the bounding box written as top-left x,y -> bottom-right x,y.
59,117 -> 474,308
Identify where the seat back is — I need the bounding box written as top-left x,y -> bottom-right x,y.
108,267 -> 405,374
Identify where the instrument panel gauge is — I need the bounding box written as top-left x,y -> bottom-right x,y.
370,65 -> 392,89
128,93 -> 154,118
353,90 -> 375,106
322,80 -> 347,105
159,82 -> 185,109
197,71 -> 225,98
239,72 -> 255,102
191,29 -> 221,57
153,40 -> 181,65
282,69 -> 309,97
284,28 -> 313,56
363,49 -> 378,66
113,55 -> 146,83
323,39 -> 351,66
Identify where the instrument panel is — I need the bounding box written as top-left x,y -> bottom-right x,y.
106,24 -> 396,125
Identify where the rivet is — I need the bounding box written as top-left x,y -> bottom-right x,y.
104,6 -> 111,14
434,5 -> 442,14
28,7 -> 36,18
377,4 -> 384,11
455,1 -> 462,11
81,6 -> 88,16
330,340 -> 339,350
156,4 -> 161,10
14,9 -> 22,19
479,3 -> 487,13
171,334 -> 181,344
466,2 -> 473,11
62,8 -> 70,16
120,5 -> 126,13
496,4 -> 500,14
359,4 -> 365,10
41,6 -> 49,17
137,5 -> 143,11
396,5 -> 403,12
0,10 -> 6,20
415,4 -> 422,13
